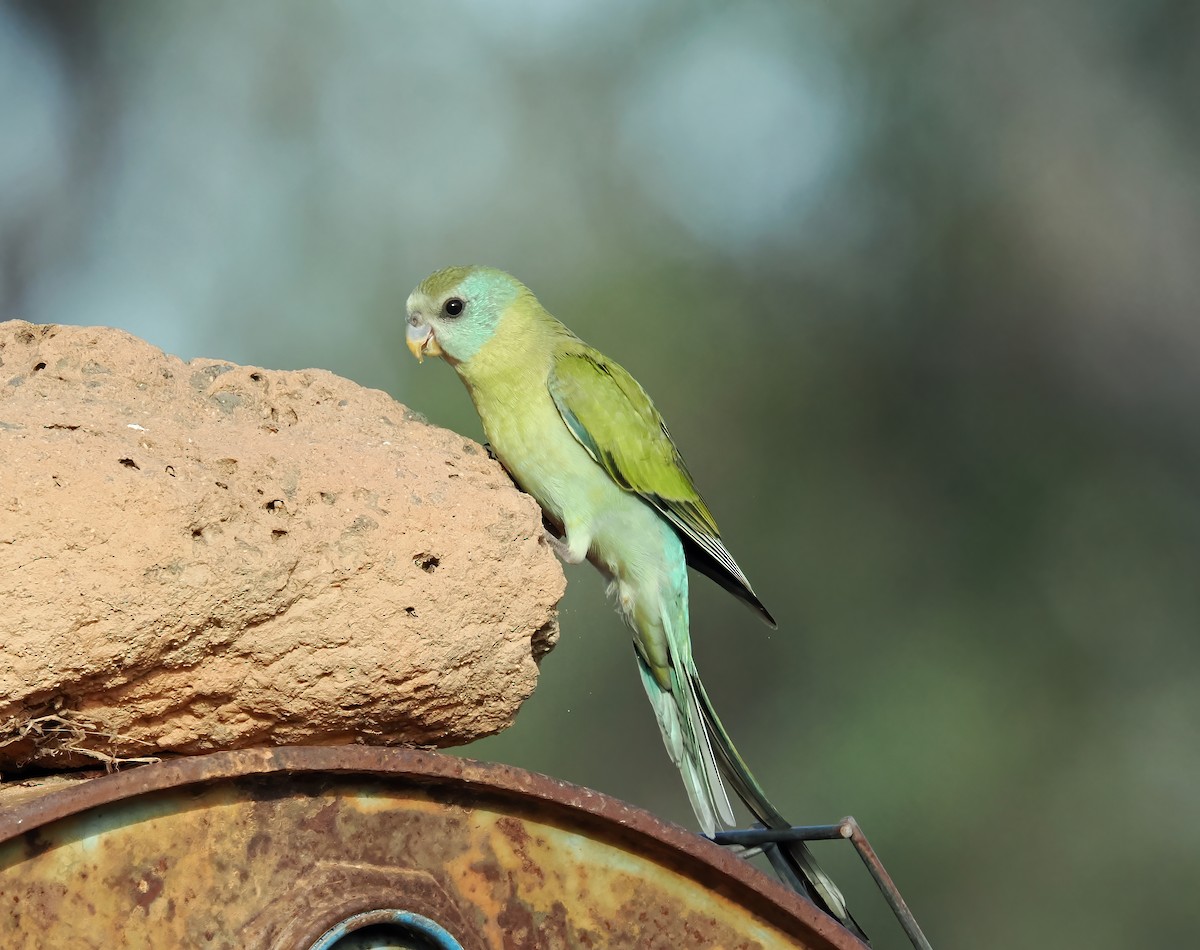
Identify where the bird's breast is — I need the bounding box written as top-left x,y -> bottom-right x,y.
472,382 -> 679,592
474,384 -> 596,520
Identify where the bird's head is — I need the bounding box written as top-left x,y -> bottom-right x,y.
406,265 -> 525,366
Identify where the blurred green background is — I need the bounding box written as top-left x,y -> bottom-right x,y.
3,1 -> 1198,946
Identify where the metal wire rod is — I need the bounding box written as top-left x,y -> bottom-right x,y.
712,816 -> 933,950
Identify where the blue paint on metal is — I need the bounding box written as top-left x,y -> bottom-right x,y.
308,909 -> 463,950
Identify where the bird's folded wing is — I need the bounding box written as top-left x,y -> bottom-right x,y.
547,351 -> 766,616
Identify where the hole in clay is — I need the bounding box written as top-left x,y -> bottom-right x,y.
413,553 -> 440,572
271,529 -> 288,539
405,607 -> 417,617
191,528 -> 204,539
118,458 -> 139,470
33,362 -> 46,372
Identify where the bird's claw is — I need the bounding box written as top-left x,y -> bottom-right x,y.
541,528 -> 586,564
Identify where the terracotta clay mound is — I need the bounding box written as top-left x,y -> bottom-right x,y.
0,320 -> 564,770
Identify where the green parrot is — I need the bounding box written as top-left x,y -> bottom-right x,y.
406,265 -> 861,937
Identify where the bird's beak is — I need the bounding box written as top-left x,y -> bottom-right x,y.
406,321 -> 443,363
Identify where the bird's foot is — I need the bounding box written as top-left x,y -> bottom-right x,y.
541,528 -> 586,564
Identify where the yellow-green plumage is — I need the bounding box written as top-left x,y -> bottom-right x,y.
405,266 -> 862,938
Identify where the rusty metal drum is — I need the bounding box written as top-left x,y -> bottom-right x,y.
0,747 -> 863,949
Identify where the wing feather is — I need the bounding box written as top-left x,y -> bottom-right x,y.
548,351 -> 775,626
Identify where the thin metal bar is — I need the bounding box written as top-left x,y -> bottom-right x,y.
710,817 -> 934,950
712,823 -> 848,847
839,817 -> 932,950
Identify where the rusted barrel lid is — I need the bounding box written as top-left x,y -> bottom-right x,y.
0,746 -> 865,949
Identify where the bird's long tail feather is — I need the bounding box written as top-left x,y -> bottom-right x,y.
617,560 -> 864,939
693,676 -> 869,942
635,654 -> 735,835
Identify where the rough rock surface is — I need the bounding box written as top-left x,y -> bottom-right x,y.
0,320 -> 564,770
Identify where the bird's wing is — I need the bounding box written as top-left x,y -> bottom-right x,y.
548,350 -> 774,625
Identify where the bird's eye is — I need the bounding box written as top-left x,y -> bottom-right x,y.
444,298 -> 465,317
